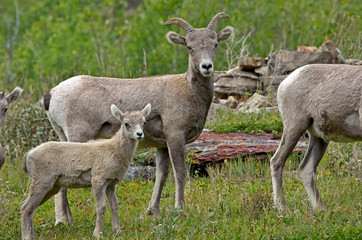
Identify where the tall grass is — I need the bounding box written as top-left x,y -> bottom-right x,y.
0,101 -> 361,239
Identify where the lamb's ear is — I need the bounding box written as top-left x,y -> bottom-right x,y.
166,31 -> 186,46
110,104 -> 124,122
6,86 -> 23,104
217,26 -> 234,43
141,103 -> 152,118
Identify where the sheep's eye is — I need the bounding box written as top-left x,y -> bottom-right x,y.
214,44 -> 218,49
125,122 -> 130,128
3,108 -> 7,113
143,121 -> 146,125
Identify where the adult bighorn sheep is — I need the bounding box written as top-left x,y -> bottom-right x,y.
0,86 -> 23,169
22,104 -> 151,240
270,64 -> 361,210
43,12 -> 233,222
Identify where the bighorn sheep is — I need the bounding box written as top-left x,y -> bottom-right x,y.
270,64 -> 362,210
22,103 -> 151,240
43,12 -> 233,222
0,86 -> 23,169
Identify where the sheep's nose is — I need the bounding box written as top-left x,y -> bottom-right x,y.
201,63 -> 213,70
136,132 -> 144,139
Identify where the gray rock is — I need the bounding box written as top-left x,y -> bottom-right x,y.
125,166 -> 156,181
267,49 -> 342,75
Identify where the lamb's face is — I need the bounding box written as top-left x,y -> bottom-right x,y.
110,103 -> 151,141
122,113 -> 146,141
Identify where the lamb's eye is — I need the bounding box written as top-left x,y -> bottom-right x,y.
125,122 -> 130,128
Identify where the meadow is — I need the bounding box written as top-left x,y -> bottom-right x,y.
0,0 -> 361,239
0,100 -> 361,239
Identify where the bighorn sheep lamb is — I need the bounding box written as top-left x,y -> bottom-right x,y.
270,64 -> 361,210
22,103 -> 151,240
0,86 -> 23,169
43,12 -> 233,222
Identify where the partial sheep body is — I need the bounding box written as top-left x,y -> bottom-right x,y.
0,86 -> 23,169
270,64 -> 361,211
21,104 -> 151,240
43,13 -> 233,222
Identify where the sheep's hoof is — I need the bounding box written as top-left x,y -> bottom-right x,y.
146,207 -> 159,217
93,231 -> 103,239
113,226 -> 121,234
274,203 -> 290,213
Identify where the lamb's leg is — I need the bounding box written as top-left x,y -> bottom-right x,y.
92,180 -> 108,239
147,147 -> 170,216
22,178 -> 57,240
53,126 -> 99,224
165,133 -> 186,211
270,121 -> 309,210
298,134 -> 329,209
106,184 -> 121,234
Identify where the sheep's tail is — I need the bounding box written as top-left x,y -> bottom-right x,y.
23,153 -> 29,174
42,89 -> 52,111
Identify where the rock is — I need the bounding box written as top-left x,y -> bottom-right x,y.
297,46 -> 318,52
238,93 -> 274,113
214,68 -> 261,97
254,66 -> 268,75
125,166 -> 156,181
225,96 -> 238,109
261,75 -> 289,92
238,56 -> 266,70
206,102 -> 230,124
319,40 -> 344,63
345,59 -> 362,65
267,49 -> 341,75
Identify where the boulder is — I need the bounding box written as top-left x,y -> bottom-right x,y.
238,56 -> 266,70
238,93 -> 275,113
214,67 -> 261,97
267,49 -> 341,75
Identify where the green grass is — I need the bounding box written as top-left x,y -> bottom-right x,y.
206,107 -> 283,136
0,100 -> 361,239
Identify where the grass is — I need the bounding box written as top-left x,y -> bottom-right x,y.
206,107 -> 283,137
0,100 -> 361,239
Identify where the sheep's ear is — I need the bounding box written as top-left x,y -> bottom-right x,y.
110,104 -> 124,122
141,103 -> 152,118
6,86 -> 23,104
217,26 -> 233,43
166,31 -> 186,46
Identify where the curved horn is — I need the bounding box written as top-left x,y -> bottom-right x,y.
164,18 -> 194,33
207,12 -> 230,30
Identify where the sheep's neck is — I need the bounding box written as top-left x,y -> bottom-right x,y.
186,56 -> 214,103
112,127 -> 138,165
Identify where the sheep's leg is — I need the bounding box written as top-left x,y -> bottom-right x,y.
165,133 -> 187,211
22,179 -> 57,240
93,180 -> 108,239
40,185 -> 61,205
54,188 -> 74,224
270,122 -> 308,210
298,134 -> 329,209
147,147 -> 170,216
106,184 -> 121,234
54,127 -> 100,224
